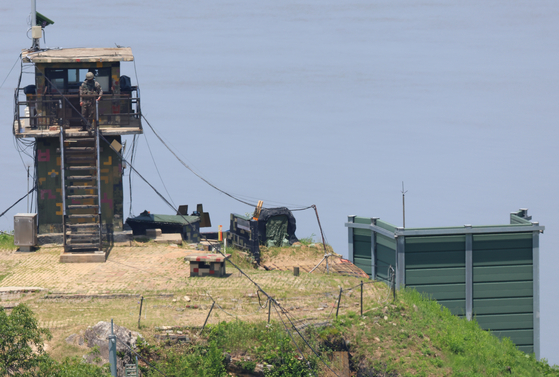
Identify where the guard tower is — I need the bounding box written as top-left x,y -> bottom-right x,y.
14,43 -> 142,261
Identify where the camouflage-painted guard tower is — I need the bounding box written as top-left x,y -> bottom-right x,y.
13,47 -> 142,262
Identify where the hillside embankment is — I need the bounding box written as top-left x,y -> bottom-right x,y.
0,239 -> 557,376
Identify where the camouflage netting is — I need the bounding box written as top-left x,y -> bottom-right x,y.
257,207 -> 298,247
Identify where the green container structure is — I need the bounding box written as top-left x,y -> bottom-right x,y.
345,209 -> 543,357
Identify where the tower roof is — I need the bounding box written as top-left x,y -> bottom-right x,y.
22,47 -> 134,63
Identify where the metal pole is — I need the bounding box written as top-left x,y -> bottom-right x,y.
108,319 -> 117,377
336,287 -> 342,319
95,102 -> 102,250
309,255 -> 325,274
31,0 -> 36,26
360,281 -> 363,317
138,296 -> 143,329
59,129 -> 67,249
30,0 -> 39,50
268,299 -> 271,323
199,302 -> 215,335
402,182 -> 408,228
27,166 -> 30,213
312,205 -> 329,273
392,269 -> 396,302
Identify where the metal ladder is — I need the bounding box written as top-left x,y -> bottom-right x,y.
60,110 -> 102,253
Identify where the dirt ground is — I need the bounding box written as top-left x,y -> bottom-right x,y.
0,243 -> 387,362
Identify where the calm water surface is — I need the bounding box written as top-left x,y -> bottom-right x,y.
0,0 -> 557,363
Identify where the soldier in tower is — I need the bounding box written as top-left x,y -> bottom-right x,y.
79,71 -> 103,131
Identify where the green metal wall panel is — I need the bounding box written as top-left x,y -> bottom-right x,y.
353,228 -> 370,237
406,267 -> 465,285
352,226 -> 372,278
473,248 -> 532,266
376,233 -> 396,281
354,217 -> 371,225
491,329 -> 534,346
405,235 -> 465,252
354,242 -> 371,259
376,246 -> 395,265
437,299 -> 466,316
510,214 -> 532,225
353,257 -> 372,276
473,233 -> 532,250
473,281 -> 532,299
348,214 -> 539,355
377,234 -> 396,250
473,298 -> 532,315
473,265 -> 532,283
376,219 -> 397,232
354,239 -> 371,259
406,251 -> 465,269
376,261 -> 392,281
408,283 -> 465,300
353,234 -> 370,243
475,313 -> 532,331
517,345 -> 534,354
472,234 -> 534,351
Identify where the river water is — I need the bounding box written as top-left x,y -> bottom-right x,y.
0,0 -> 557,364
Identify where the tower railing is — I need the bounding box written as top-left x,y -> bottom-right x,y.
13,89 -> 141,135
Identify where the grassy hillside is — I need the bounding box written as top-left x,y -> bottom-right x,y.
0,243 -> 556,375
338,289 -> 558,376
0,232 -> 16,251
134,288 -> 558,376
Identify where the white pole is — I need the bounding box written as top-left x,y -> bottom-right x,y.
31,0 -> 36,26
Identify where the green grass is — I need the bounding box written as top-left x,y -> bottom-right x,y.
0,232 -> 16,250
334,288 -> 559,376
298,234 -> 316,245
129,287 -> 559,376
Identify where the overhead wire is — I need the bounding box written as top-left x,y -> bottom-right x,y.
141,114 -> 314,212
272,301 -> 317,376
0,186 -> 37,219
281,307 -> 341,377
142,132 -> 176,209
0,54 -> 21,91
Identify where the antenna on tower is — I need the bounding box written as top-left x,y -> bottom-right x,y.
401,181 -> 408,228
29,0 -> 54,51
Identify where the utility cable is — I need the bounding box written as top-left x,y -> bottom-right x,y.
142,132 -> 176,209
272,301 -> 317,376
142,114 -> 315,212
142,115 -> 257,207
128,135 -> 137,217
0,186 -> 37,219
282,308 -> 340,377
0,54 -> 20,91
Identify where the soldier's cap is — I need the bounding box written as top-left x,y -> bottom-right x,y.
86,72 -> 94,80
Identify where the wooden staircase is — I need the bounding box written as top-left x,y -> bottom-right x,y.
60,128 -> 103,255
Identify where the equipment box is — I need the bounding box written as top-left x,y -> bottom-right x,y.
14,213 -> 37,246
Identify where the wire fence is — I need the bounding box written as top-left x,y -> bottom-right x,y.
94,277 -> 393,377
